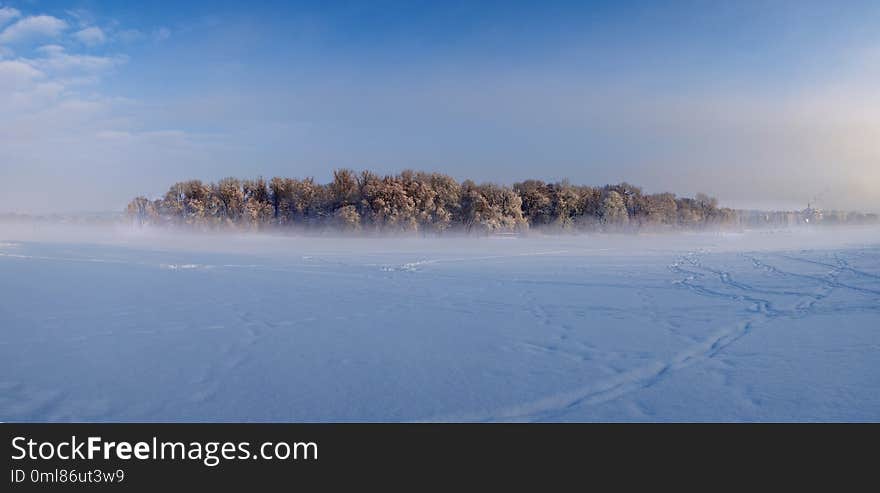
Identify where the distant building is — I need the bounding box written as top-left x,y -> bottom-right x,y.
802,203 -> 823,224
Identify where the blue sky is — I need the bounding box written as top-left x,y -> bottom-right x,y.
1,0 -> 879,212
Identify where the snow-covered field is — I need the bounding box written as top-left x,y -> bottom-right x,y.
2,224 -> 879,422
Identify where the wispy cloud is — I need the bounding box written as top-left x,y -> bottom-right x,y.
63,8 -> 96,28
116,28 -> 143,44
0,6 -> 21,27
152,27 -> 171,42
0,15 -> 67,44
33,44 -> 126,77
74,26 -> 106,46
0,5 -> 198,212
0,58 -> 43,90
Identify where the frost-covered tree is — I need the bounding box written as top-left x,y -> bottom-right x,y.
329,169 -> 360,210
424,172 -> 461,232
645,193 -> 678,225
126,196 -> 158,226
243,178 -> 273,227
600,190 -> 629,225
548,181 -> 579,229
128,170 -> 739,232
514,180 -> 552,226
334,205 -> 361,231
216,177 -> 245,224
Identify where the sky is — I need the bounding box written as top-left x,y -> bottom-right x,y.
1,0 -> 878,213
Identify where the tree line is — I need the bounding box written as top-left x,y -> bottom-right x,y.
124,169 -> 741,233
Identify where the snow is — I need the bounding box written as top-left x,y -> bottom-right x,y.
1,224 -> 879,422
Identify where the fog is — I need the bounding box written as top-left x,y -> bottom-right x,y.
3,220 -> 880,259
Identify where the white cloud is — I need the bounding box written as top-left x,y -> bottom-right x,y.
35,43 -> 64,55
0,39 -> 126,122
117,28 -> 143,43
0,15 -> 67,44
0,59 -> 64,117
152,27 -> 171,42
0,59 -> 44,90
64,8 -> 95,28
74,26 -> 106,46
0,6 -> 21,27
0,8 -> 206,213
33,44 -> 126,76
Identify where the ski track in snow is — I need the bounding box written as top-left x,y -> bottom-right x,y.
454,322 -> 755,422
448,248 -> 876,422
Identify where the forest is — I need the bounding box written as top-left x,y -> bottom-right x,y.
125,169 -> 873,233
